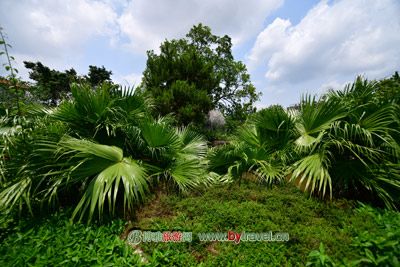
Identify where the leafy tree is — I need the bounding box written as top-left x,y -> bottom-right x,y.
142,23 -> 260,129
23,61 -> 78,105
374,71 -> 400,104
86,65 -> 112,87
23,62 -> 114,105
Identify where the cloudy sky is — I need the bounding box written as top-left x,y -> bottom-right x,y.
1,0 -> 399,107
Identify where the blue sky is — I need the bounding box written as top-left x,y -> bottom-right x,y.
1,0 -> 399,108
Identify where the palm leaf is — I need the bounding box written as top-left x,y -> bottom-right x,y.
55,137 -> 150,222
295,95 -> 346,147
72,158 -> 148,222
291,152 -> 332,197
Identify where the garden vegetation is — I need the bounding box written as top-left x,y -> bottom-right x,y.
1,24 -> 399,266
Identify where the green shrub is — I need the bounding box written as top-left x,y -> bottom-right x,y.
0,83 -> 212,222
347,205 -> 400,266
306,243 -> 336,267
210,76 -> 400,209
0,210 -> 142,266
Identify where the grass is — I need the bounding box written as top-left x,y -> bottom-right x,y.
1,181 -> 399,266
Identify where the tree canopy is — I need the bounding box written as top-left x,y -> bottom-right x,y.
24,61 -> 77,105
23,62 -> 113,105
86,65 -> 112,87
142,24 -> 260,129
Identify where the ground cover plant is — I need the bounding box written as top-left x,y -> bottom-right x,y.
1,182 -> 399,266
0,210 -> 142,266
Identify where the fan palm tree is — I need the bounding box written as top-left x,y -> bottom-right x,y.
211,77 -> 400,209
0,83 -> 211,221
208,105 -> 296,184
291,78 -> 400,208
52,83 -> 152,143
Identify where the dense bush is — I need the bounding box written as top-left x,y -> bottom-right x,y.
0,83 -> 214,222
208,104 -> 295,185
209,75 -> 400,209
0,210 -> 142,266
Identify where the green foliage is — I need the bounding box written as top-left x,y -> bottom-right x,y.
213,75 -> 400,209
347,204 -> 400,266
0,83 -> 213,222
292,77 -> 400,208
24,61 -> 78,105
208,105 -> 295,185
86,65 -> 112,87
306,243 -> 336,267
143,23 -> 259,129
147,249 -> 197,266
131,182 -> 400,266
0,210 -> 142,266
0,27 -> 25,115
57,137 -> 149,222
368,71 -> 400,105
0,27 -> 18,78
52,83 -> 151,142
0,116 -> 69,216
1,23 -> 400,267
1,179 -> 399,266
23,61 -> 115,105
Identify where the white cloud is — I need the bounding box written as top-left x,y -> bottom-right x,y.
247,18 -> 291,70
0,0 -> 118,72
117,0 -> 283,53
249,0 -> 400,84
318,80 -> 349,95
248,0 -> 400,107
1,0 -> 283,80
3,0 -> 398,109
113,72 -> 143,87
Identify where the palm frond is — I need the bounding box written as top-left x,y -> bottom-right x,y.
252,160 -> 285,184
295,95 -> 346,147
0,177 -> 32,215
177,127 -> 207,159
291,152 -> 332,197
72,157 -> 148,222
46,137 -> 150,222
